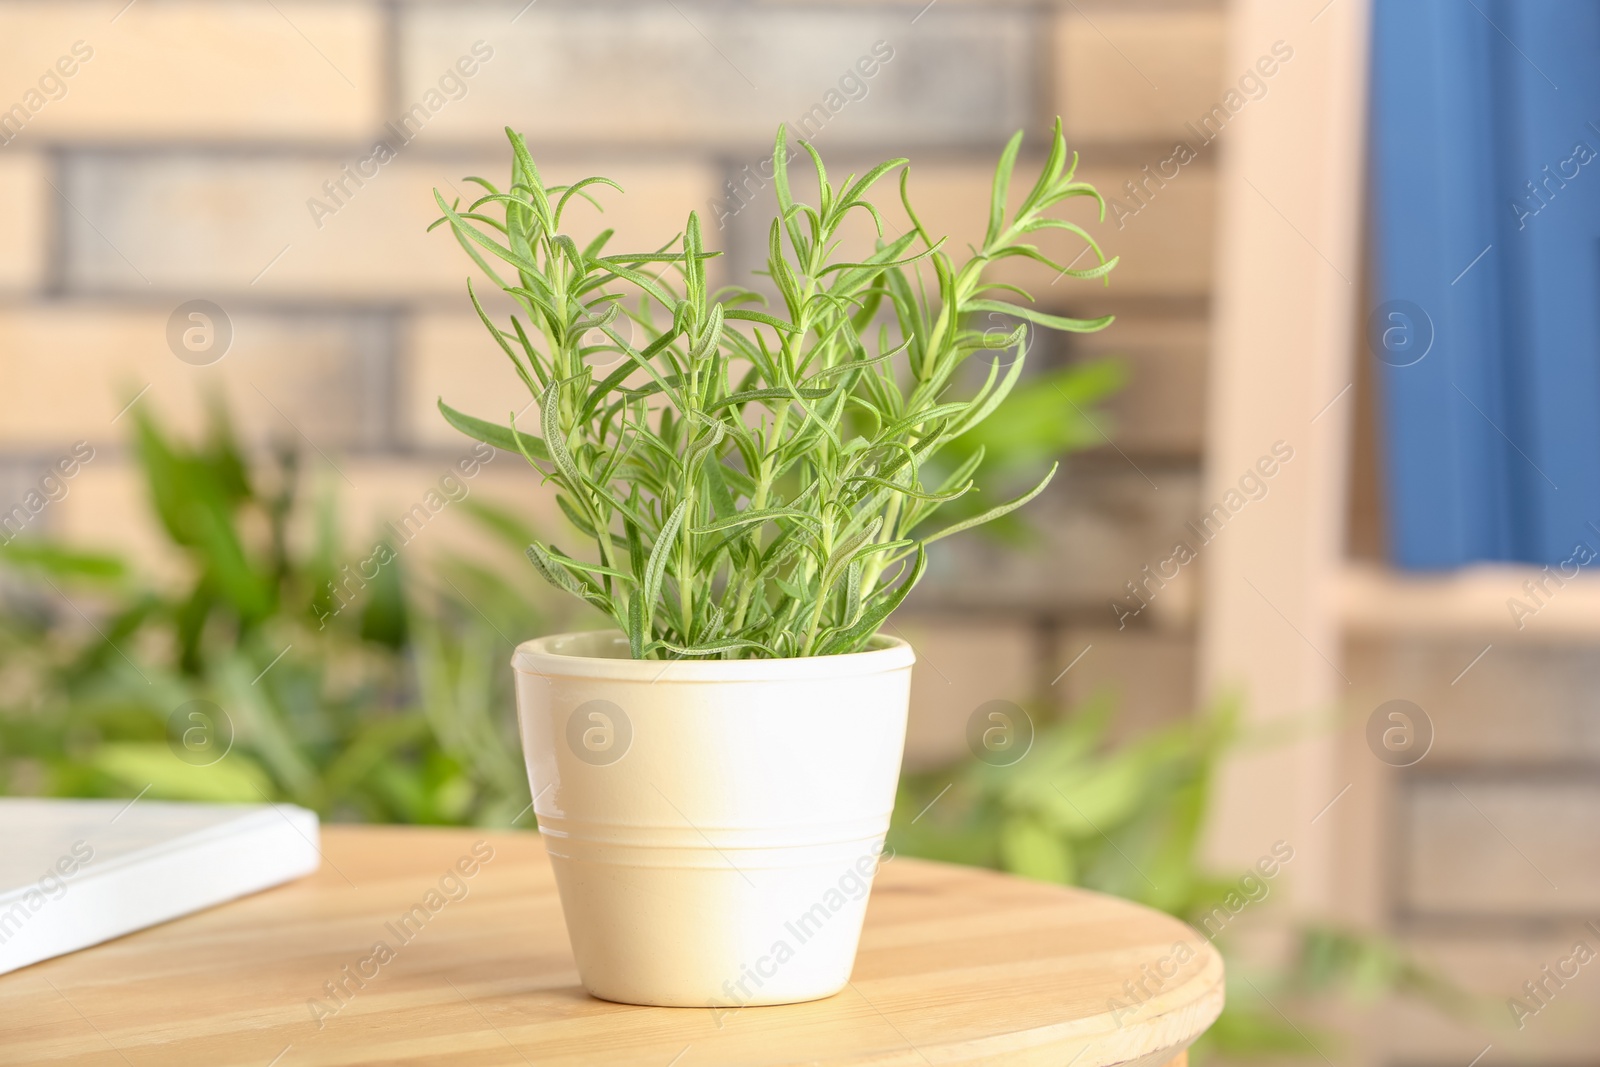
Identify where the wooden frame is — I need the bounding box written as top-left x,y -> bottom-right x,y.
1197,0 -> 1372,919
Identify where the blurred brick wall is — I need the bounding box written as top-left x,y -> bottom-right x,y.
1342,635 -> 1600,1062
0,0 -> 1223,761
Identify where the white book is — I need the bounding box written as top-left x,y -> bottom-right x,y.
0,798 -> 321,975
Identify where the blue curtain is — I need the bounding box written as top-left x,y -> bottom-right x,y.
1370,1 -> 1600,569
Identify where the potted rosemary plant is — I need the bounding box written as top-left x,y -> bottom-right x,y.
431,121 -> 1115,1008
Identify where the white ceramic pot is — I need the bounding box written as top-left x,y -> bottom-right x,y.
512,630 -> 914,1010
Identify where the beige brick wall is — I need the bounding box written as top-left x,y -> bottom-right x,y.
1350,638 -> 1600,763
404,313 -> 529,449
1075,163 -> 1216,297
1055,9 -> 1228,145
51,451 -> 568,599
0,2 -> 382,140
1,0 -> 1227,808
60,156 -> 720,299
335,456 -> 564,562
50,458 -> 178,580
1403,778 -> 1600,915
2,0 -> 1239,964
0,306 -> 387,449
0,154 -> 48,292
1343,631 -> 1600,1059
1069,317 -> 1207,456
400,7 -> 1032,149
1054,626 -> 1196,738
892,614 -> 1038,771
1383,930 -> 1600,1061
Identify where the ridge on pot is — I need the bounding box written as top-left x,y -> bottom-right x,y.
513,630 -> 914,1009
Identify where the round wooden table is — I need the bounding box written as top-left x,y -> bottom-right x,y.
0,826 -> 1222,1066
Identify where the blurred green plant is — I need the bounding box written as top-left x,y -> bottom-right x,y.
0,288 -> 1120,816
0,402 -> 550,825
933,357 -> 1123,543
889,696 -> 1471,1060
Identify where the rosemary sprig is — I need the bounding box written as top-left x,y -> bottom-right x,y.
432,119 -> 1116,659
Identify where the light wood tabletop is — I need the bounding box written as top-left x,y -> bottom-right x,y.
1,825 -> 1221,1066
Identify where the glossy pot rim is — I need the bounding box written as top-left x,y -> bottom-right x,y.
511,629 -> 915,682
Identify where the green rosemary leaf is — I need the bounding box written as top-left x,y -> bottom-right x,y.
704,455 -> 737,522
949,352 -> 1026,440
554,176 -> 623,229
440,119 -> 1117,657
465,277 -> 540,396
987,129 -> 1024,249
641,499 -> 688,648
818,545 -> 926,656
800,138 -> 831,217
836,157 -> 909,217
704,386 -> 829,413
919,462 -> 1059,548
642,636 -> 780,659
582,227 -> 615,260
965,299 -> 1116,334
505,127 -> 553,222
693,506 -> 819,535
689,302 -> 724,362
543,545 -> 635,583
555,493 -> 598,538
437,400 -> 550,461
844,558 -> 863,628
541,380 -> 582,487
816,235 -> 943,276
723,307 -> 801,335
525,541 -> 596,602
433,190 -> 541,278
846,473 -> 969,503
627,584 -> 645,659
